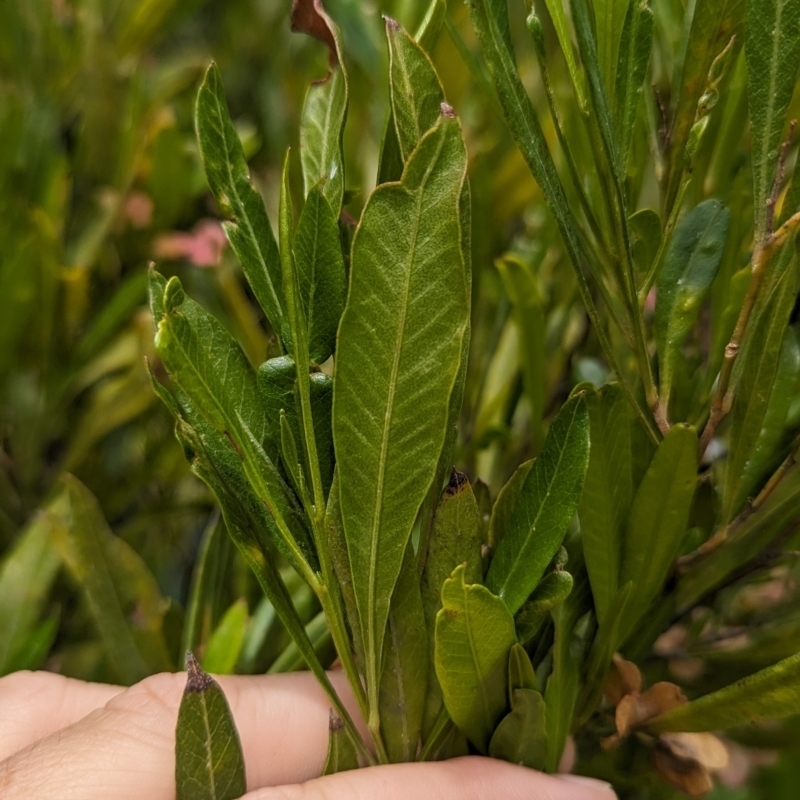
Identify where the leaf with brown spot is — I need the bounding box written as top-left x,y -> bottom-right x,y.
290,0 -> 337,63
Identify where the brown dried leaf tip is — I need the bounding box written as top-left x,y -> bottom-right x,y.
328,708 -> 344,732
602,655 -> 728,797
445,468 -> 469,495
291,0 -> 338,66
440,102 -> 457,119
184,651 -> 214,693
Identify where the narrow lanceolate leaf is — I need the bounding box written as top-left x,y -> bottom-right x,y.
486,394 -> 590,614
542,0 -> 588,109
648,650 -> 800,733
201,599 -> 248,675
293,184 -> 346,364
0,514 -> 61,675
747,0 -> 800,243
434,565 -> 517,753
379,542 -> 428,762
176,653 -> 246,800
294,0 -> 348,210
656,200 -> 730,408
579,384 -> 653,627
488,459 -> 533,551
614,0 -> 654,169
508,642 -> 538,693
152,274 -> 316,577
416,0 -> 447,52
592,0 -> 631,97
666,0 -> 745,209
49,475 -> 171,684
620,424 -> 698,641
323,710 -> 360,775
333,114 -> 469,705
515,569 -> 574,645
196,64 -> 285,339
723,268 -> 796,521
386,17 -> 444,162
420,470 -> 483,731
165,394 -> 364,750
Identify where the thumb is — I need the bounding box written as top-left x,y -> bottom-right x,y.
239,757 -> 616,800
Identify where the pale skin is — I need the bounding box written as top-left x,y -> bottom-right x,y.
0,669 -> 616,799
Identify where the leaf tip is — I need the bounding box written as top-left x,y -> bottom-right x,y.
445,468 -> 470,496
440,102 -> 457,119
328,708 -> 344,732
383,15 -> 402,33
184,651 -> 214,693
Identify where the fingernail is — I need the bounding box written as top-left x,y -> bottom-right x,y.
558,774 -> 616,795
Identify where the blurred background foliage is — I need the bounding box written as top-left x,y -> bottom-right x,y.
2,1 -> 800,797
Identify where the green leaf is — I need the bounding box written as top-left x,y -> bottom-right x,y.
629,208 -> 662,273
497,255 -> 546,450
593,0 -> 632,97
165,396 -> 365,754
723,268 -> 797,521
153,274 -> 316,578
515,568 -> 574,645
620,424 -> 698,640
614,0 -> 654,170
508,642 -> 538,693
324,470 -> 364,669
578,384 -> 653,627
195,63 -> 285,340
293,183 -> 346,364
323,710 -> 360,775
297,6 -> 348,211
544,581 -> 594,772
333,114 -> 469,705
420,470 -> 483,731
488,459 -> 534,551
416,0 -> 447,52
49,475 -> 172,684
666,0 -> 745,209
379,542 -> 428,762
648,650 -> 800,733
0,514 -> 61,675
175,653 -> 247,800
201,599 -> 248,675
489,688 -> 547,770
656,199 -> 730,407
434,564 -> 517,753
542,0 -> 588,109
386,17 -> 445,163
571,0 -> 624,180
257,357 -> 334,495
746,0 -> 800,243
486,394 -> 590,614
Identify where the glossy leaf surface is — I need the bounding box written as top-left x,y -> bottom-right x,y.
435,565 -> 517,753
175,653 -> 246,800
333,115 -> 469,700
486,394 -> 590,614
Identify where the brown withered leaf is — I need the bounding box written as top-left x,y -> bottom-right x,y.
605,654 -> 643,706
290,0 -> 338,64
616,682 -> 688,737
660,732 -> 729,770
653,743 -> 714,797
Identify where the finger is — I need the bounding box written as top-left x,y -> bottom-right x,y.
0,671 -> 123,761
0,669 -> 359,800
240,758 -> 617,800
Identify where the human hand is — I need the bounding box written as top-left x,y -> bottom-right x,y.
0,669 -> 616,799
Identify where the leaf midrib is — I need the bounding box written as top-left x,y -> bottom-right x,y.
210,80 -> 282,321
365,138 -> 445,673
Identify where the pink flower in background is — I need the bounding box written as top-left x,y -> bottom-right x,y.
123,192 -> 154,229
153,219 -> 227,267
